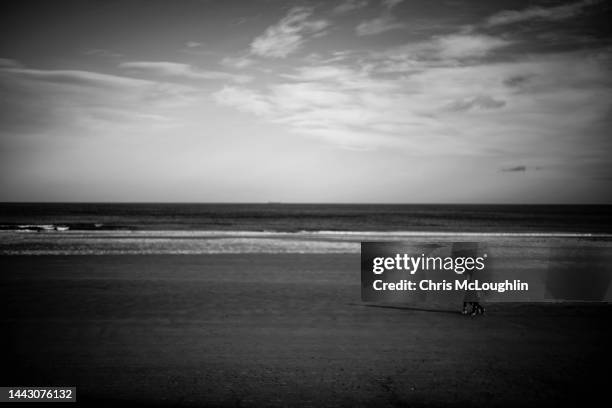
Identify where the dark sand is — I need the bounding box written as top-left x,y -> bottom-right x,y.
2,254 -> 611,407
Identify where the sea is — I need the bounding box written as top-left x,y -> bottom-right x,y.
1,203 -> 611,255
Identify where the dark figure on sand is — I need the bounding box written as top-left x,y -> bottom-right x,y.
462,266 -> 485,316
462,300 -> 485,317
452,242 -> 486,317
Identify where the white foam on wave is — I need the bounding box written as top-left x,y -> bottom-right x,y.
2,229 -> 608,237
309,230 -> 611,238
1,229 -> 610,255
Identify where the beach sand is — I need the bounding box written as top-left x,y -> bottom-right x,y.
2,254 -> 611,407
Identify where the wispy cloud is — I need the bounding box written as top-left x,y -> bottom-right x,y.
399,33 -> 511,62
1,66 -> 153,89
213,64 -> 402,148
429,34 -> 511,60
485,0 -> 599,27
368,33 -> 512,73
119,61 -> 252,83
444,95 -> 506,112
333,0 -> 368,15
500,165 -> 527,172
221,55 -> 256,69
382,0 -> 404,9
210,0 -> 610,158
0,61 -> 196,139
355,0 -> 405,36
356,16 -> 405,36
213,86 -> 273,116
213,45 -> 612,155
250,7 -> 330,58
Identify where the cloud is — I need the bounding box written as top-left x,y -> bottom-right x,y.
250,7 -> 330,58
185,41 -> 202,48
382,0 -> 404,10
431,34 -> 511,60
119,61 -> 252,83
1,67 -> 153,89
500,165 -> 527,172
356,16 -> 405,36
213,86 -> 272,116
213,46 -> 612,155
369,33 -> 511,71
221,55 -> 256,69
0,62 -> 197,140
355,0 -> 405,36
485,0 -> 599,27
212,65 -> 404,148
333,0 -> 368,15
212,64 -> 419,148
281,65 -> 359,81
213,0 -> 610,157
445,95 -> 506,112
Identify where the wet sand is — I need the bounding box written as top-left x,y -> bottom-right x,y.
2,254 -> 611,407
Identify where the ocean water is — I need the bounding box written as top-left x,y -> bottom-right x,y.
1,203 -> 611,232
1,203 -> 611,254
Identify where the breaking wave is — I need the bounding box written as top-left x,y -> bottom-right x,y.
1,230 -> 609,255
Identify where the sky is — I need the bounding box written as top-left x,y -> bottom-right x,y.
0,0 -> 611,203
